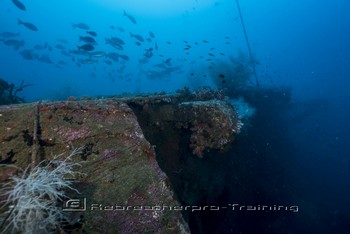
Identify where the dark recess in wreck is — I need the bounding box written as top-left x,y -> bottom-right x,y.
129,86 -> 300,234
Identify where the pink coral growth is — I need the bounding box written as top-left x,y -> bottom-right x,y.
56,126 -> 91,143
101,149 -> 119,161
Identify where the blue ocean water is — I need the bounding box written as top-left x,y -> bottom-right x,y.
1,0 -> 349,233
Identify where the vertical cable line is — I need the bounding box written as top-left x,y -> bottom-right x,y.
235,0 -> 259,87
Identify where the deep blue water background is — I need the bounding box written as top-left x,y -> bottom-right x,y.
1,0 -> 349,233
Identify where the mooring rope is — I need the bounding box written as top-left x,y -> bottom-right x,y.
235,0 -> 260,87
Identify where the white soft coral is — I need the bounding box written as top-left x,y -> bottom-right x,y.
0,149 -> 81,234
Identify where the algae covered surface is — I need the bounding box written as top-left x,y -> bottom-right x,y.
0,99 -> 189,233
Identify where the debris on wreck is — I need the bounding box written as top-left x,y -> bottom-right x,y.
0,78 -> 32,105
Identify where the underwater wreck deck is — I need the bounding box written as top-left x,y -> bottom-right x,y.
0,90 -> 240,233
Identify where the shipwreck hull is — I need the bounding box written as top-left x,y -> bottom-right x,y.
0,91 -> 240,233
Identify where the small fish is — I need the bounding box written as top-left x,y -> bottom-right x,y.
18,19 -> 38,31
202,40 -> 209,43
80,36 -> 97,44
166,41 -> 171,45
86,31 -> 97,37
130,33 -> 144,42
20,49 -> 35,60
123,10 -> 137,24
208,53 -> 215,56
105,37 -> 125,50
80,59 -> 97,64
149,31 -> 155,38
146,38 -> 152,42
104,60 -> 113,65
11,0 -> 26,11
70,49 -> 89,56
78,44 -> 94,51
106,37 -> 125,45
37,55 -> 53,64
89,51 -> 106,57
118,54 -> 129,61
34,43 -> 47,50
135,41 -> 141,46
108,43 -> 123,50
61,50 -> 70,57
155,42 -> 158,50
107,53 -> 119,62
164,58 -> 172,66
139,57 -> 149,65
110,25 -> 115,30
72,23 -> 90,30
0,32 -> 20,38
144,49 -> 153,58
4,39 -> 24,50
116,26 -> 125,32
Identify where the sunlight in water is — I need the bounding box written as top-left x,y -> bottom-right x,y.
91,0 -> 215,16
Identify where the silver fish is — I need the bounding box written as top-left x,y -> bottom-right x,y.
37,55 -> 53,64
105,37 -> 125,50
107,53 -> 119,62
89,51 -> 106,58
80,36 -> 97,44
79,59 -> 97,64
18,19 -> 38,31
11,0 -> 26,11
69,49 -> 89,56
4,39 -> 24,50
20,50 -> 36,60
72,23 -> 90,30
34,43 -> 48,50
108,37 -> 125,45
123,11 -> 137,24
118,54 -> 129,61
77,44 -> 94,51
86,31 -> 97,37
116,27 -> 125,32
130,33 -> 144,42
0,32 -> 20,38
104,60 -> 113,65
